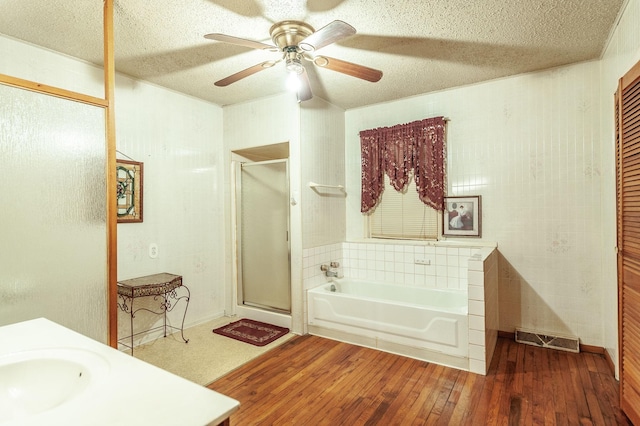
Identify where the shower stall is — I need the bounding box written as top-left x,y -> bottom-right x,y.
235,158 -> 291,315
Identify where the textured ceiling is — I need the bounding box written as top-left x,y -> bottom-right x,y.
0,0 -> 624,109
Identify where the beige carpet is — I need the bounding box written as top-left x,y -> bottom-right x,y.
128,316 -> 294,386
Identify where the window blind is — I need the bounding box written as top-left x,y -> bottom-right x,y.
369,174 -> 439,240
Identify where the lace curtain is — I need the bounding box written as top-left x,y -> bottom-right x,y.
360,116 -> 446,213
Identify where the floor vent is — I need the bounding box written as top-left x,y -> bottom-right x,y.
515,329 -> 579,353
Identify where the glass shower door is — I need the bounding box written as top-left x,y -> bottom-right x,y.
0,83 -> 107,342
238,160 -> 290,313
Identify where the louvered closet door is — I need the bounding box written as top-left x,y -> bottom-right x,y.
617,59 -> 640,425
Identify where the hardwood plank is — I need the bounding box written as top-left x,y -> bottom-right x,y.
207,335 -> 632,425
288,345 -> 375,423
373,359 -> 434,423
350,354 -> 415,424
258,341 -> 358,424
576,353 -> 606,424
423,366 -> 460,423
501,340 -> 523,424
550,349 -> 568,423
485,338 -> 510,424
401,362 -> 442,424
541,345 -> 557,425
265,346 -> 376,424
584,351 -> 600,373
432,370 -> 468,425
465,365 -> 493,423
408,364 -> 447,425
531,344 -> 549,424
519,343 -> 534,425
330,350 -> 404,425
446,371 -> 483,425
557,349 -> 581,425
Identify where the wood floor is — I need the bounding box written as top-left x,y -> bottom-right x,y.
207,335 -> 631,425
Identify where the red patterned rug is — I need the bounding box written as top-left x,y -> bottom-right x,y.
213,319 -> 289,347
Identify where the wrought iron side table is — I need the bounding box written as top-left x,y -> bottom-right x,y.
117,272 -> 190,355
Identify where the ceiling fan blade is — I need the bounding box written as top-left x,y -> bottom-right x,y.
306,0 -> 347,12
204,33 -> 279,52
215,60 -> 279,87
298,20 -> 355,52
313,56 -> 382,82
297,68 -> 313,102
213,0 -> 263,17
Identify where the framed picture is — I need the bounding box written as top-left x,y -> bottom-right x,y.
443,196 -> 481,237
116,160 -> 143,223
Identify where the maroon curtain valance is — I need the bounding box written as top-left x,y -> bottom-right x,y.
360,116 -> 446,213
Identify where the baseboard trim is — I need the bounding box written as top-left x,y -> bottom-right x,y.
580,343 -> 604,354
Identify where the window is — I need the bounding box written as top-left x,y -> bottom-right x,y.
359,117 -> 446,240
368,174 -> 440,240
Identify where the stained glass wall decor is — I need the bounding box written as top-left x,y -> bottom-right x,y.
117,159 -> 143,223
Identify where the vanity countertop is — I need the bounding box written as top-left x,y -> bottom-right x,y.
0,318 -> 240,426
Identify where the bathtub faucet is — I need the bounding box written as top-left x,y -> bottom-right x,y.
320,263 -> 340,278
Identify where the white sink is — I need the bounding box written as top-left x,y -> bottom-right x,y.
0,318 -> 239,425
0,348 -> 110,423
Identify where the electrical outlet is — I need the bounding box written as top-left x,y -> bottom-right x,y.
414,258 -> 431,265
149,243 -> 158,259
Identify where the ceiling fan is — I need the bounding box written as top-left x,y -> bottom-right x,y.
204,20 -> 383,102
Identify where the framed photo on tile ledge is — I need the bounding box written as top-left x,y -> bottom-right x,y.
443,196 -> 480,237
116,159 -> 143,223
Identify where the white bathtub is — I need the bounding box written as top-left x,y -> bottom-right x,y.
307,278 -> 469,369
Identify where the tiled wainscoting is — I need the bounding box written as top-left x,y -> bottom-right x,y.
303,241 -> 499,375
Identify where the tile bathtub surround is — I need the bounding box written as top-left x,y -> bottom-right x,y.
339,242 -> 483,290
302,243 -> 342,335
302,243 -> 344,290
302,241 -> 490,292
468,247 -> 499,375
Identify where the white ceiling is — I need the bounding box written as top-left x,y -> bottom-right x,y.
0,0 -> 624,110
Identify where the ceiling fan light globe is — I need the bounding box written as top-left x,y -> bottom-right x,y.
286,72 -> 302,92
286,59 -> 305,75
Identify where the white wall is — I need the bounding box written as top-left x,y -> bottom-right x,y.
0,34 -> 103,99
115,75 -> 226,338
346,60 -> 607,347
300,97 -> 346,248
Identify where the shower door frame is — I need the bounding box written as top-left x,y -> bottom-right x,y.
235,158 -> 291,314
